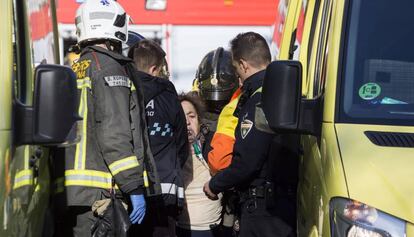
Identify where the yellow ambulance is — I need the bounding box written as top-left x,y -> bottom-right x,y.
263,0 -> 414,236
0,0 -> 78,235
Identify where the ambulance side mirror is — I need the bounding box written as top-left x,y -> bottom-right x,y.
14,64 -> 81,146
262,61 -> 302,131
261,61 -> 322,136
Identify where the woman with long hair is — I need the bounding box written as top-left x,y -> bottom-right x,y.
176,93 -> 222,237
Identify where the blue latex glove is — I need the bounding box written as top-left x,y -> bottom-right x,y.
129,194 -> 146,224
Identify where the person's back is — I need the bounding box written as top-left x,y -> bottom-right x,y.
129,39 -> 188,237
63,1 -> 160,236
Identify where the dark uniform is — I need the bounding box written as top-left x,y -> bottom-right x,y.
209,70 -> 293,237
131,70 -> 189,236
65,46 -> 160,236
202,112 -> 220,132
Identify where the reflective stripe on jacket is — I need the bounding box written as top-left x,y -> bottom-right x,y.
208,88 -> 241,175
65,46 -> 160,206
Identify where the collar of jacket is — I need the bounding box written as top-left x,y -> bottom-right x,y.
81,46 -> 133,63
134,70 -> 177,105
241,70 -> 265,96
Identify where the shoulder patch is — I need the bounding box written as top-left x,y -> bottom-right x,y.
240,119 -> 253,139
72,60 -> 91,79
104,75 -> 131,88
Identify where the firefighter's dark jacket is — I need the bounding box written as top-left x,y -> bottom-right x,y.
134,70 -> 189,205
66,46 -> 160,206
202,112 -> 219,132
209,70 -> 272,194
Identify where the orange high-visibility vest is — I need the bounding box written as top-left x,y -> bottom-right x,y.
208,88 -> 241,175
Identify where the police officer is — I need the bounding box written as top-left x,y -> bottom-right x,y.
123,31 -> 170,81
64,0 -> 159,235
128,39 -> 189,237
203,32 -> 293,237
196,47 -> 239,131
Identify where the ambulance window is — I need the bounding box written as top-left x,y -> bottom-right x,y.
306,0 -> 321,74
273,0 -> 291,58
12,0 -> 27,103
12,13 -> 18,100
26,0 -> 57,66
312,0 -> 332,98
290,0 -> 308,60
339,0 -> 414,125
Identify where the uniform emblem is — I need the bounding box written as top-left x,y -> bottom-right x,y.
240,119 -> 253,139
104,75 -> 131,88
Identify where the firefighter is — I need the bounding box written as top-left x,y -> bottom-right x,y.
196,47 -> 239,131
194,48 -> 241,236
128,39 -> 189,237
64,0 -> 159,236
203,32 -> 293,237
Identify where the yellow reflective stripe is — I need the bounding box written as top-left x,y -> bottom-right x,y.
65,169 -> 119,189
77,77 -> 92,89
131,82 -> 136,91
15,169 -> 33,179
24,146 -> 30,169
81,88 -> 88,170
108,156 -> 139,176
35,184 -> 40,192
75,78 -> 89,170
65,169 -> 113,178
13,169 -> 33,189
252,87 -> 262,96
216,96 -> 240,138
143,170 -> 149,187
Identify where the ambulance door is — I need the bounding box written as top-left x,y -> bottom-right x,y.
296,0 -> 333,235
6,0 -> 59,236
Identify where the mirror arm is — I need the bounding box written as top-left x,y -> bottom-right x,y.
298,95 -> 323,136
14,102 -> 34,145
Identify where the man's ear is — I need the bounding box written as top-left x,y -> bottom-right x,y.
239,59 -> 249,73
149,65 -> 159,77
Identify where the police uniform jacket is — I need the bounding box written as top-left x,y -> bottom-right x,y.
209,70 -> 273,194
135,70 -> 189,206
65,46 -> 160,206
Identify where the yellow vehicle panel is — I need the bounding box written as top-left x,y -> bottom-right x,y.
278,0 -> 302,60
0,131 -> 12,236
0,0 -> 13,130
336,123 -> 414,223
298,123 -> 348,237
298,0 -> 318,95
322,0 -> 344,123
1,0 -> 61,236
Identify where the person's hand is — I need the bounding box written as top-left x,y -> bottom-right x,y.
129,194 -> 146,224
203,181 -> 218,200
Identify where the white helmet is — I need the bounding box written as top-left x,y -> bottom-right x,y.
75,0 -> 129,44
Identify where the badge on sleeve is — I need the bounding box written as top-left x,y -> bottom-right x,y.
240,118 -> 253,139
104,75 -> 131,88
